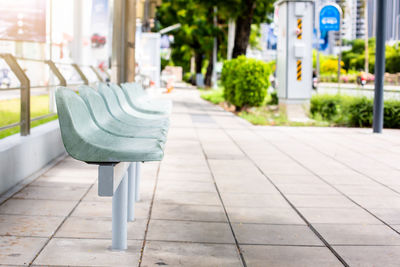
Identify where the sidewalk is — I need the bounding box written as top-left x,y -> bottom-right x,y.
2,87 -> 400,266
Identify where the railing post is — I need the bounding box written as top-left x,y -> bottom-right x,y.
46,60 -> 67,86
1,54 -> 30,136
72,63 -> 89,85
46,60 -> 67,112
90,65 -> 104,82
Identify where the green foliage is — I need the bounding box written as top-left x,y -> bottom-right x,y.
221,56 -> 247,105
347,97 -> 373,127
310,94 -> 400,128
200,88 -> 225,104
156,0 -> 220,73
249,24 -> 261,50
221,56 -> 271,109
310,94 -> 342,121
183,72 -> 194,83
268,91 -> 279,105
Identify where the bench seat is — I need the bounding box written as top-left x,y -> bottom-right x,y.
56,87 -> 164,163
79,85 -> 168,142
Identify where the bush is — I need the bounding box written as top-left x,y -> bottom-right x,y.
310,94 -> 400,128
310,94 -> 341,120
347,97 -> 373,127
221,56 -> 271,110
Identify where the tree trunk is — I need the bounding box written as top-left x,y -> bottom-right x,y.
232,0 -> 256,58
204,54 -> 213,87
194,52 -> 204,86
195,52 -> 203,74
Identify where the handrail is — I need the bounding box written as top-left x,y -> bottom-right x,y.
0,54 -> 110,136
1,53 -> 30,136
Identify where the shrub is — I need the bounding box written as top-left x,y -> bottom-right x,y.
221,56 -> 271,110
221,56 -> 247,106
310,94 -> 400,128
347,97 -> 373,127
384,100 -> 400,128
310,94 -> 341,120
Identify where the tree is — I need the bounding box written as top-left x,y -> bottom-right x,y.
218,0 -> 275,58
156,0 -> 219,86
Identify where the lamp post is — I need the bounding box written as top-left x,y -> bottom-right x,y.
372,0 -> 387,133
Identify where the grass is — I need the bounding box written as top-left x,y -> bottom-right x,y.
0,95 -> 58,139
238,106 -> 331,127
199,88 -> 331,127
199,87 -> 225,104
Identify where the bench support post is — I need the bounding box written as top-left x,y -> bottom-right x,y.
135,162 -> 141,201
112,172 -> 128,250
127,163 -> 136,221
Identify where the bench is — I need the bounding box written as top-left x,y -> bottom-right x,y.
55,83 -> 171,250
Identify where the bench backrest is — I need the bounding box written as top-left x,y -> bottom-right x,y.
97,83 -> 129,120
55,87 -> 102,160
79,85 -> 117,126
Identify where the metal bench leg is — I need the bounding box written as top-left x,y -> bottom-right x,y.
135,162 -> 141,202
127,163 -> 136,222
112,171 -> 128,250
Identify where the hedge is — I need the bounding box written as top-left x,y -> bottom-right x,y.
221,56 -> 271,110
310,94 -> 400,128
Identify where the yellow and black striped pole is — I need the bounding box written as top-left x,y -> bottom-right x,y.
297,18 -> 303,39
297,60 -> 302,81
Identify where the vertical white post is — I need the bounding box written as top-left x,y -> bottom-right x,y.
112,172 -> 128,250
135,162 -> 141,202
212,6 -> 218,89
127,163 -> 136,222
227,19 -> 235,60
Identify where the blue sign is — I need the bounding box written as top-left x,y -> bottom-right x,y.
320,5 -> 341,32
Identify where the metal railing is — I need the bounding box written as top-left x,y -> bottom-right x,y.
0,53 -> 110,136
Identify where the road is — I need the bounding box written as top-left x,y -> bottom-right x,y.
316,83 -> 400,99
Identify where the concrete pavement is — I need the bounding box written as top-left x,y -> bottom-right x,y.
1,87 -> 400,266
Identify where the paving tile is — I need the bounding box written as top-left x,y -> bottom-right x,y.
0,236 -> 47,266
141,241 -> 242,267
71,201 -> 150,219
155,191 -> 221,206
319,174 -> 375,185
233,223 -> 322,245
13,185 -> 87,201
158,171 -> 213,182
0,199 -> 76,217
215,179 -> 278,194
156,180 -> 216,193
0,215 -> 63,237
286,195 -> 357,208
31,175 -> 95,188
151,203 -> 227,222
267,174 -> 326,185
333,245 -> 400,267
350,195 -> 400,209
226,206 -> 305,224
33,238 -> 142,266
147,220 -> 235,243
314,224 -> 400,245
56,217 -> 147,240
334,184 -> 396,196
221,193 -> 290,208
368,208 -> 400,224
43,167 -> 97,178
298,207 -> 382,224
276,184 -> 340,195
241,245 -> 342,267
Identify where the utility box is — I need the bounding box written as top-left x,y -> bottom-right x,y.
276,0 -> 314,103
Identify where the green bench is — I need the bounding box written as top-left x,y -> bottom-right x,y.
56,84 -> 170,250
